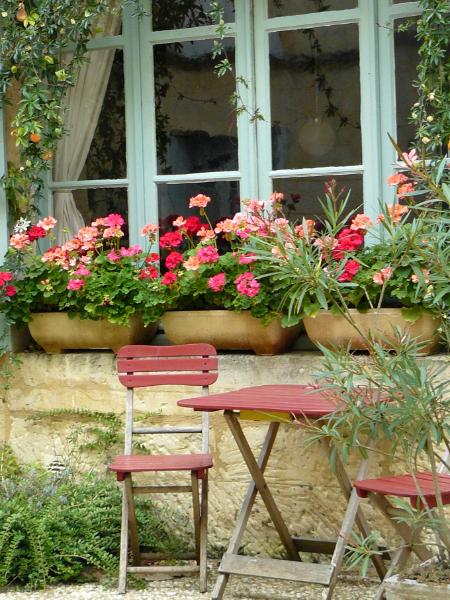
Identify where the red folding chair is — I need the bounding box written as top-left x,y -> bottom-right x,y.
109,344 -> 218,593
353,468 -> 450,599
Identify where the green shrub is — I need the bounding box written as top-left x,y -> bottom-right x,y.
0,465 -> 189,589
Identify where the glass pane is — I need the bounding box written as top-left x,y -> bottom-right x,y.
158,181 -> 239,233
270,25 -> 361,170
154,38 -> 238,175
54,49 -> 126,181
394,19 -> 420,150
70,188 -> 129,242
152,0 -> 235,31
272,175 -> 363,222
268,0 -> 357,18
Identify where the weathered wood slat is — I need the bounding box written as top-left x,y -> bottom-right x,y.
140,551 -> 197,561
292,535 -> 391,560
119,373 -> 217,387
218,554 -> 333,585
118,343 -> 217,358
127,565 -> 200,574
132,426 -> 202,435
117,356 -> 218,373
133,485 -> 192,494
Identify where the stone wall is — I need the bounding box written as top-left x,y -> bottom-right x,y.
2,351 -> 449,555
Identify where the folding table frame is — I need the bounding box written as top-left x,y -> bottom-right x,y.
178,384 -> 387,599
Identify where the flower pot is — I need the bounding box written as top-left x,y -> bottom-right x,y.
162,310 -> 301,355
28,313 -> 158,353
303,309 -> 441,355
384,574 -> 450,600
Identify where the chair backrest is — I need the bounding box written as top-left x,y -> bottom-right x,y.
116,344 -> 218,455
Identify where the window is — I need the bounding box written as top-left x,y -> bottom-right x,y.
44,0 -> 423,244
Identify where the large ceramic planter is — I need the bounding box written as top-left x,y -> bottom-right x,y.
28,313 -> 158,353
303,309 -> 441,355
162,310 -> 301,355
384,574 -> 450,599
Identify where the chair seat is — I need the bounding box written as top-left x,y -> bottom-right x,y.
109,453 -> 213,478
354,472 -> 450,508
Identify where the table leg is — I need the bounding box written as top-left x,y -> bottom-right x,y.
323,445 -> 387,600
224,412 -> 300,561
212,420 -> 280,600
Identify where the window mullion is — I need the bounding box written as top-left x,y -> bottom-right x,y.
358,0 -> 383,225
253,0 -> 273,201
235,0 -> 258,201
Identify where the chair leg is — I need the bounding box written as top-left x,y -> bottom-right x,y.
199,471 -> 208,592
191,471 -> 201,565
124,474 -> 141,566
373,545 -> 411,600
118,482 -> 129,594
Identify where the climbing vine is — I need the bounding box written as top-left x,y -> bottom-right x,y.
411,0 -> 450,154
0,0 -> 142,221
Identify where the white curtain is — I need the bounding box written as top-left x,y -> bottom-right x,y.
54,10 -> 121,244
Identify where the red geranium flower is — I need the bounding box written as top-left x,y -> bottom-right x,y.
165,251 -> 184,270
159,231 -> 184,249
27,225 -> 47,242
337,259 -> 360,282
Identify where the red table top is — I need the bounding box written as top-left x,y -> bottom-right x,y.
177,384 -> 337,418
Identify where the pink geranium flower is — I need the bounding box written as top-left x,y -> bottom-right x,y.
74,265 -> 91,276
141,223 -> 159,237
350,214 -> 373,231
411,269 -> 430,284
208,273 -> 226,292
294,220 -> 315,238
103,227 -> 124,239
235,272 -> 260,298
10,233 -> 31,250
120,245 -> 142,257
189,194 -> 211,209
67,278 -> 85,291
107,250 -> 120,262
172,216 -> 186,228
337,259 -> 360,282
104,213 -> 125,228
162,271 -> 177,286
165,251 -> 184,270
377,204 -> 409,224
373,267 -> 394,285
197,227 -> 216,242
197,246 -> 219,264
36,216 -> 57,231
238,253 -> 256,264
183,255 -> 201,271
269,192 -> 284,203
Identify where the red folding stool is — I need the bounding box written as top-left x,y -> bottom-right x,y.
109,344 -> 218,593
353,467 -> 450,600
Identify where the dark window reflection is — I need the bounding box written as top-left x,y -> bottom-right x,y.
272,175 -> 363,223
268,0 -> 356,18
158,181 -> 239,233
154,38 -> 238,175
152,0 -> 235,31
84,49 -> 126,180
270,25 -> 361,169
394,19 -> 420,151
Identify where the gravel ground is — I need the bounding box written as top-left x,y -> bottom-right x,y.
0,567 -> 378,599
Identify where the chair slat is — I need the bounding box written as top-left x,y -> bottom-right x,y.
117,344 -> 216,358
117,357 -> 218,374
119,373 -> 217,388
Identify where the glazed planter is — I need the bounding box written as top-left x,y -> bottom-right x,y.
303,309 -> 441,355
384,574 -> 450,600
28,313 -> 158,354
162,310 -> 301,355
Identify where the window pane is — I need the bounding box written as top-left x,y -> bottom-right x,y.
158,181 -> 239,232
268,0 -> 357,18
272,175 -> 363,222
270,25 -> 361,170
154,39 -> 238,175
54,49 -> 126,181
152,0 -> 235,31
394,19 -> 420,150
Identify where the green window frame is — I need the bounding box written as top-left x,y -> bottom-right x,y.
0,0 -> 424,248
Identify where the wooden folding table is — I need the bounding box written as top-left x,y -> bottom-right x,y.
178,384 -> 386,599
